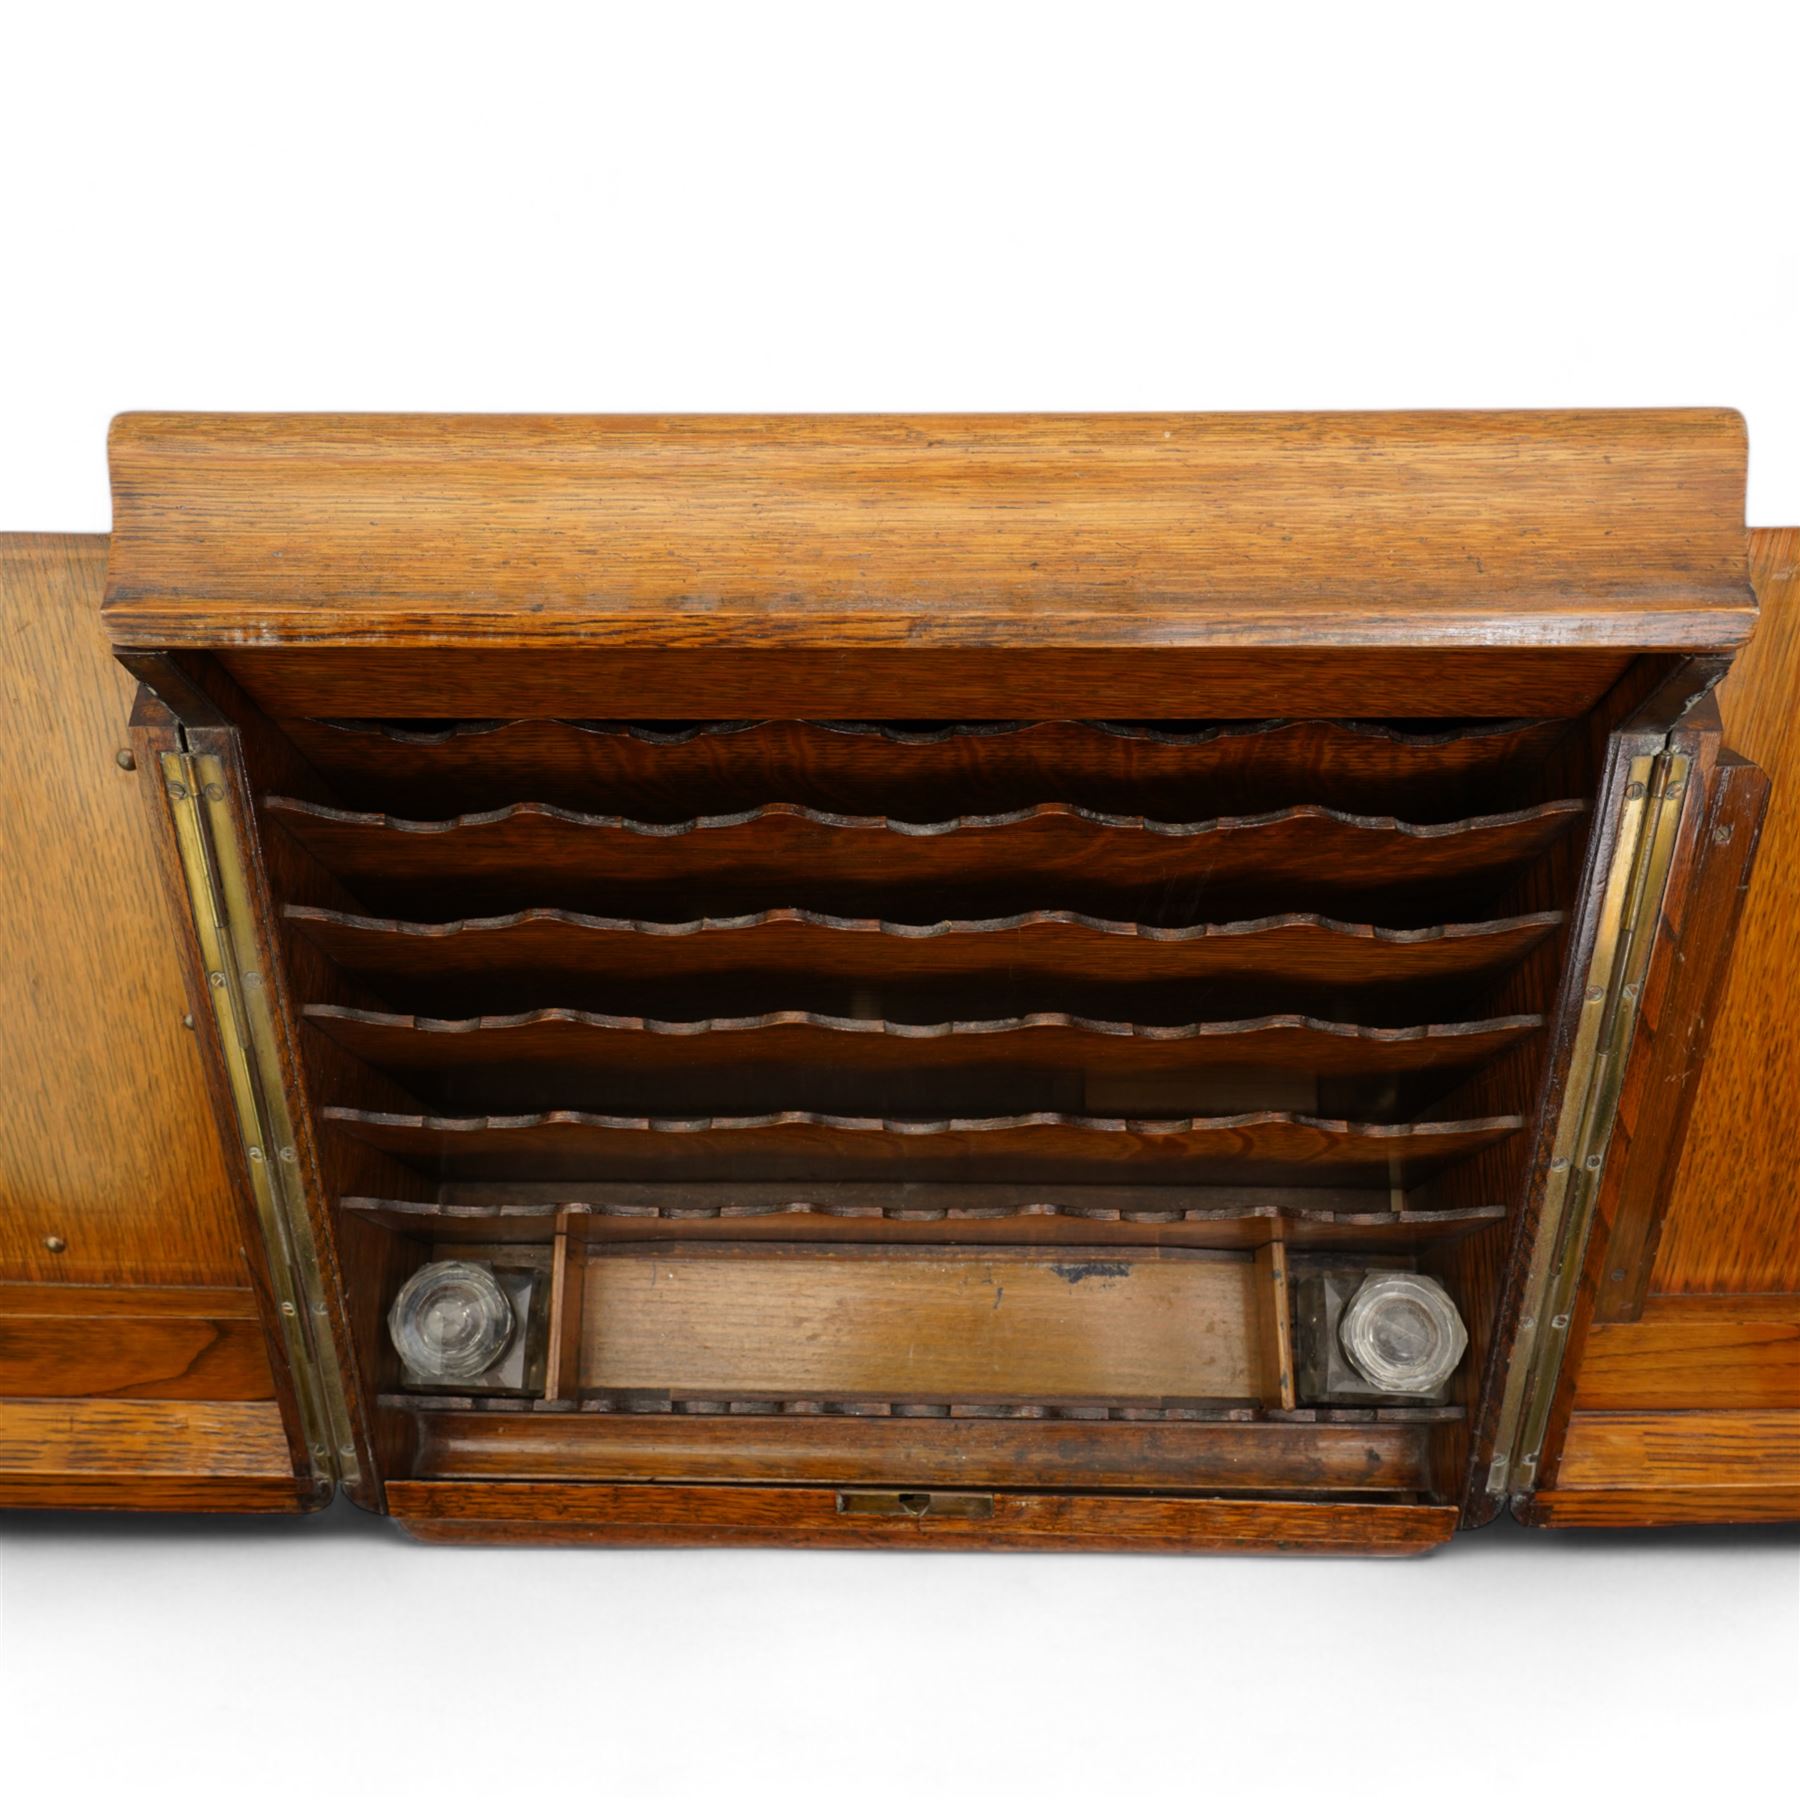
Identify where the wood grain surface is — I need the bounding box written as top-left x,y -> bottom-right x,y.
303,1003 -> 1541,1118
322,1104 -> 1519,1187
104,412 -> 1752,652
285,904 -> 1563,1024
1571,1297 -> 1799,1409
0,536 -> 249,1287
263,793 -> 1585,926
212,644 -> 1640,721
0,1397 -> 301,1511
385,1480 -> 1460,1553
284,715 -> 1578,823
1654,528 -> 1800,1293
0,1284 -> 275,1400
403,1409 -> 1429,1491
574,1245 -> 1261,1403
342,1191 -> 1507,1253
1554,1410 -> 1800,1488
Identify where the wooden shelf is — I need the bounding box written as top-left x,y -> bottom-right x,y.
265,794 -> 1587,924
306,1002 -> 1542,1115
341,1191 -> 1510,1251
322,1105 -> 1520,1186
280,715 -> 1576,823
286,904 -> 1565,1023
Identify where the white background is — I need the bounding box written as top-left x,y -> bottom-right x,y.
2,5 -> 1795,1796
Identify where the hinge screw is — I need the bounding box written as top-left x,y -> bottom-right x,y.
208,971 -> 226,988
1585,1152 -> 1603,1171
115,748 -> 136,772
202,782 -> 225,802
166,782 -> 188,801
1551,1314 -> 1570,1330
1714,825 -> 1733,846
280,1301 -> 297,1316
1585,986 -> 1605,1004
247,1145 -> 265,1162
1625,782 -> 1646,799
278,1145 -> 297,1163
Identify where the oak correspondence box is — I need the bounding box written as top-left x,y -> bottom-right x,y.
2,411 -> 1795,1549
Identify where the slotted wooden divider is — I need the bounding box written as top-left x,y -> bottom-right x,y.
258,714 -> 1589,1483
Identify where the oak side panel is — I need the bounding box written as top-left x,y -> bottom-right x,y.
1655,528 -> 1800,1293
1524,1487 -> 1800,1527
1570,1299 -> 1800,1410
0,535 -> 248,1288
1552,1410 -> 1800,1489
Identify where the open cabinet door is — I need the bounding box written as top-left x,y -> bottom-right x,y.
1521,528 -> 1800,1526
0,534 -> 314,1510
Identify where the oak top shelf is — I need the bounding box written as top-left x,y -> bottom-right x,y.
102,410 -> 1754,656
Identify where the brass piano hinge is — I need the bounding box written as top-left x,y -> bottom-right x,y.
160,749 -> 362,1498
1485,745 -> 1693,1502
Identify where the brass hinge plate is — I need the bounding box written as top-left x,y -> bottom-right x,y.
1486,745 -> 1693,1500
160,749 -> 361,1496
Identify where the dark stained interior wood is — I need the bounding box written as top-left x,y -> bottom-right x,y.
284,904 -> 1565,1025
401,1408 -> 1433,1492
263,793 -> 1587,927
342,1192 -> 1509,1253
386,1480 -> 1461,1553
322,1105 -> 1520,1188
280,715 -> 1578,822
214,645 -> 1642,723
303,1004 -> 1543,1120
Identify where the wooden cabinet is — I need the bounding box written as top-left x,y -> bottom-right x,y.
3,413 -> 1793,1546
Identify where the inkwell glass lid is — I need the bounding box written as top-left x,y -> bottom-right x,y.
388,1260 -> 515,1382
1338,1272 -> 1468,1395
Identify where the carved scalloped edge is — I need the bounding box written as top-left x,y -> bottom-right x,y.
304,1000 -> 1545,1046
264,791 -> 1588,840
380,1393 -> 1465,1423
285,901 -> 1566,946
322,1105 -> 1523,1140
288,900 -> 1569,957
341,1194 -> 1511,1227
305,715 -> 1558,750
